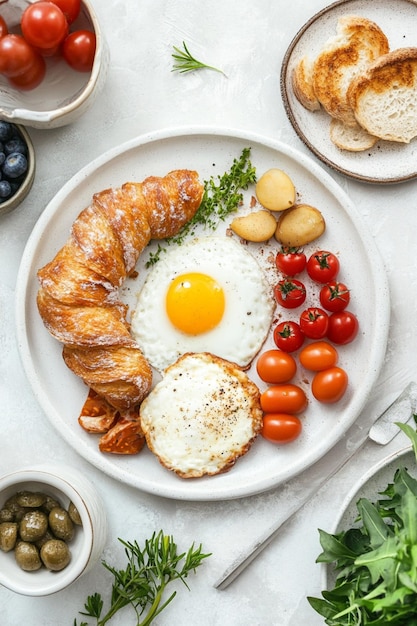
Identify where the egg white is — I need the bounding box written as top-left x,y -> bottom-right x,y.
131,236 -> 275,372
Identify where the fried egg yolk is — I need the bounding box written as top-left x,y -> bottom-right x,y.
165,272 -> 225,335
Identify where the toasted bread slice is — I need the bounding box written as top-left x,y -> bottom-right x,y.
329,118 -> 378,151
292,56 -> 321,111
313,15 -> 389,126
348,47 -> 417,143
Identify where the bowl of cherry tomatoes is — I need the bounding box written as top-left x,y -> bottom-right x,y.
0,0 -> 109,129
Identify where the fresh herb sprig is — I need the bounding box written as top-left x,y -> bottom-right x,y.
171,41 -> 226,76
308,417 -> 417,626
146,147 -> 257,267
74,530 -> 210,626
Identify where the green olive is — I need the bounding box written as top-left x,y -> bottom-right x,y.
40,539 -> 71,571
68,501 -> 82,526
41,495 -> 62,514
49,507 -> 74,541
3,495 -> 25,521
15,541 -> 42,571
0,508 -> 14,523
0,522 -> 18,552
16,491 -> 46,508
35,529 -> 56,550
19,510 -> 49,542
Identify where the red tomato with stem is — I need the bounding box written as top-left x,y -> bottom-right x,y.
312,367 -> 348,403
327,311 -> 359,345
256,349 -> 297,384
0,35 -> 38,77
0,16 -> 8,39
320,281 -> 350,312
273,321 -> 305,353
299,307 -> 329,339
299,341 -> 338,371
261,384 -> 308,414
274,278 -> 306,309
275,247 -> 306,276
262,413 -> 302,444
62,30 -> 96,72
49,0 -> 81,24
8,53 -> 46,90
307,251 -> 340,283
21,2 -> 68,53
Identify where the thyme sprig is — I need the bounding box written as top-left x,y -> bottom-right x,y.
146,147 -> 257,266
171,41 -> 226,76
74,530 -> 210,626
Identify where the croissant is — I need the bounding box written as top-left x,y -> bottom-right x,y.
37,170 -> 204,410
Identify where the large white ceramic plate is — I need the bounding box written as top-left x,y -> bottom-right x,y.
15,127 -> 390,501
281,0 -> 417,184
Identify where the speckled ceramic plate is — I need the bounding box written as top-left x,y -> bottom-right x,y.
281,0 -> 417,184
15,127 -> 390,501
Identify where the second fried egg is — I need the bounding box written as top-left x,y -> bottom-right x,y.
131,236 -> 275,372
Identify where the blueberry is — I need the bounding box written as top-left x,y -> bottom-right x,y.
0,121 -> 13,142
0,180 -> 11,199
2,152 -> 28,178
0,152 -> 5,167
5,136 -> 27,156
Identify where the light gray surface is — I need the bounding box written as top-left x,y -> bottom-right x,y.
2,1 -> 417,624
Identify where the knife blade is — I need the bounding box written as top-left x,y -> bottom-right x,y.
213,381 -> 417,590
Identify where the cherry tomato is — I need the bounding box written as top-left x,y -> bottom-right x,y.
62,30 -> 96,72
8,53 -> 46,90
21,2 -> 68,53
273,321 -> 305,352
0,35 -> 38,78
327,310 -> 359,345
312,366 -> 348,403
262,413 -> 302,444
274,278 -> 306,309
49,0 -> 81,24
275,247 -> 306,276
320,281 -> 350,312
307,251 -> 340,284
256,349 -> 297,384
299,341 -> 338,371
0,16 -> 8,39
299,307 -> 329,339
260,384 -> 308,414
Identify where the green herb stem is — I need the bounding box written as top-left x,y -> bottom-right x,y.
171,41 -> 226,76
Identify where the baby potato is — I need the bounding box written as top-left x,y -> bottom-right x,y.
255,169 -> 296,212
275,203 -> 325,247
230,210 -> 277,242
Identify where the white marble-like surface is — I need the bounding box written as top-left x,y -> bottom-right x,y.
2,1 -> 417,624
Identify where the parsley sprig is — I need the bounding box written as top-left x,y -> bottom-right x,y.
146,147 -> 257,266
171,41 -> 226,76
74,530 -> 210,626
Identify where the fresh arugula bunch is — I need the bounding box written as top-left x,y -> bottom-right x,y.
308,420 -> 417,625
146,147 -> 257,267
74,530 -> 210,626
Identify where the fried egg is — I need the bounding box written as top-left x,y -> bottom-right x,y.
139,352 -> 263,478
131,236 -> 275,372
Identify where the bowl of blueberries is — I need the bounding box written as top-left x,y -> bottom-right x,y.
0,120 -> 35,216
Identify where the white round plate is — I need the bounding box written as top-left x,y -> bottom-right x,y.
281,0 -> 417,184
15,127 -> 389,501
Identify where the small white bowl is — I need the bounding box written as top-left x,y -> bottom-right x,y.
0,124 -> 35,217
0,464 -> 107,596
0,0 -> 109,129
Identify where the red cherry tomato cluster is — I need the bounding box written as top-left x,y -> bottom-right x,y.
256,247 -> 360,445
0,1 -> 96,91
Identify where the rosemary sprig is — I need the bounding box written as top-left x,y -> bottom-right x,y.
146,147 -> 257,266
172,41 -> 226,76
73,530 -> 210,626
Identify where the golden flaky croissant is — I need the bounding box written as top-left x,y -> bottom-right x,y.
37,170 -> 204,412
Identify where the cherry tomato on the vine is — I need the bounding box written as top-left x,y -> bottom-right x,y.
299,341 -> 338,372
320,281 -> 350,312
256,349 -> 297,384
273,321 -> 305,352
260,384 -> 308,414
275,247 -> 306,276
50,0 -> 81,24
274,278 -> 306,309
327,310 -> 359,345
21,2 -> 68,54
307,251 -> 340,284
0,16 -> 8,39
0,35 -> 38,77
62,30 -> 96,72
299,307 -> 329,339
262,413 -> 302,444
312,366 -> 348,403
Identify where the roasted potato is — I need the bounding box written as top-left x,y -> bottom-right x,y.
275,204 -> 325,246
230,210 -> 277,242
255,169 -> 295,212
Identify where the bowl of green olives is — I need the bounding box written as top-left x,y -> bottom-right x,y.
0,464 -> 107,596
